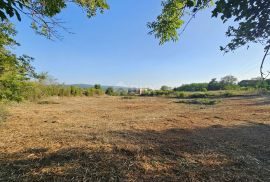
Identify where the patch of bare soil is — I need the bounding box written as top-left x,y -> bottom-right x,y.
0,96 -> 269,181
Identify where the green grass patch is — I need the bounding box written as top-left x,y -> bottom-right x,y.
176,98 -> 221,105
174,90 -> 257,99
0,104 -> 9,122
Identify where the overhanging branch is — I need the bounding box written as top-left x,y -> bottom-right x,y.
260,46 -> 270,80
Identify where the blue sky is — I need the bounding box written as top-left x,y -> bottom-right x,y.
12,0 -> 267,89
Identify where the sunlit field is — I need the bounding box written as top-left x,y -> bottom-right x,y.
1,1 -> 270,181
0,96 -> 269,181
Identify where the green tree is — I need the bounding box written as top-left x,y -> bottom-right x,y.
105,87 -> 114,96
220,75 -> 238,86
36,72 -> 49,83
94,84 -> 101,90
0,21 -> 37,101
208,78 -> 221,91
160,85 -> 171,91
174,83 -> 208,92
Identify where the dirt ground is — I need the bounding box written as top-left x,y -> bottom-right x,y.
0,96 -> 269,181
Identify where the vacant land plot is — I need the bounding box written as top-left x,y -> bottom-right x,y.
0,96 -> 269,181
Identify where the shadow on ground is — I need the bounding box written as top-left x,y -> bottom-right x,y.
0,123 -> 269,181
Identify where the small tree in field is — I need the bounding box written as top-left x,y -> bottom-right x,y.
161,85 -> 172,91
94,84 -> 101,90
220,75 -> 238,86
105,87 -> 114,96
208,78 -> 221,91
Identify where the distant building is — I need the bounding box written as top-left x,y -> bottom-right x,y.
127,88 -> 150,95
139,88 -> 149,95
128,88 -> 139,95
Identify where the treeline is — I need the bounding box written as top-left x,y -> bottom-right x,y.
141,75 -> 270,98
0,81 -> 106,102
1,77 -> 132,102
141,89 -> 256,99
23,83 -> 105,101
174,75 -> 270,92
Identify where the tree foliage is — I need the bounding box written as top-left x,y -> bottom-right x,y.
208,78 -> 221,91
161,85 -> 172,91
0,0 -> 109,39
105,87 -> 114,96
149,0 -> 270,51
174,83 -> 209,92
148,0 -> 212,45
94,84 -> 101,90
212,0 -> 270,53
0,21 -> 38,101
220,75 -> 238,85
1,0 -> 268,51
149,0 -> 270,78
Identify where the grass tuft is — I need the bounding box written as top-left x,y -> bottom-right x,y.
0,104 -> 9,122
37,100 -> 60,105
176,98 -> 221,105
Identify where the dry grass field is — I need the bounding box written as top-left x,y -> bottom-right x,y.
0,96 -> 270,181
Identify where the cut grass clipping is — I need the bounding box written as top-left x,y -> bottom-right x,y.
0,104 -> 9,122
177,99 -> 221,105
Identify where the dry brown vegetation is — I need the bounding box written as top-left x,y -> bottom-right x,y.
0,96 -> 270,181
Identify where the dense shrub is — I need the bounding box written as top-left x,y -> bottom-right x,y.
105,87 -> 114,96
94,84 -> 101,89
122,96 -> 136,99
177,99 -> 220,105
174,83 -> 208,92
0,22 -> 38,102
118,90 -> 128,96
222,91 -> 234,97
0,74 -> 24,102
189,92 -> 208,98
224,84 -> 241,90
14,83 -> 105,101
202,88 -> 208,92
176,92 -> 186,98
